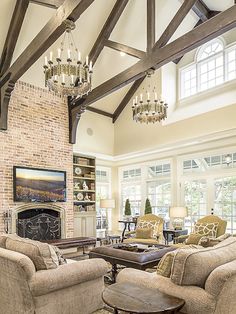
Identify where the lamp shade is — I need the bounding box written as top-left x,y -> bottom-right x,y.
100,199 -> 115,209
169,206 -> 187,218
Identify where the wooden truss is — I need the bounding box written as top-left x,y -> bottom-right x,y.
0,0 -> 235,144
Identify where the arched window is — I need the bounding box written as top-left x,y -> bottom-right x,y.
179,38 -> 236,99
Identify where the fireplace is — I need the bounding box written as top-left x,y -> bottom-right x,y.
12,204 -> 65,241
17,208 -> 61,241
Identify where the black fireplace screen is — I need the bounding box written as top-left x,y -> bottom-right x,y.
16,208 -> 61,241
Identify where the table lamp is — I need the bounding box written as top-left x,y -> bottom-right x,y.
100,199 -> 115,237
169,206 -> 187,230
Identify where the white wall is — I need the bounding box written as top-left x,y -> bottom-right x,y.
74,111 -> 114,157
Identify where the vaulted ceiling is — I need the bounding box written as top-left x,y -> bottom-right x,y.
0,0 -> 235,143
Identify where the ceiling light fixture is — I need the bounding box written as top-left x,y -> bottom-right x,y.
43,19 -> 93,97
132,69 -> 168,124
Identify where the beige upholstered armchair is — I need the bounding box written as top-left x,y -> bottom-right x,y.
175,215 -> 227,245
124,214 -> 164,245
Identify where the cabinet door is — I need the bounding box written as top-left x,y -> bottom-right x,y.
74,217 -> 83,237
85,215 -> 96,237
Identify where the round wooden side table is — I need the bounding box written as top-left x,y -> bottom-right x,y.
102,282 -> 185,314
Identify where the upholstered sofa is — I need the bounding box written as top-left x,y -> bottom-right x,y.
0,234 -> 108,314
117,237 -> 236,314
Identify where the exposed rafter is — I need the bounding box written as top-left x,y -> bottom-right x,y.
147,0 -> 155,53
88,0 -> 129,65
71,5 -> 236,121
86,106 -> 113,118
0,0 -> 29,76
0,0 -> 95,130
112,77 -> 145,123
110,0 -> 197,124
30,0 -> 64,9
192,0 -> 210,22
104,40 -> 146,59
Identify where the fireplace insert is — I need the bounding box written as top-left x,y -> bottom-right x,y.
16,208 -> 61,241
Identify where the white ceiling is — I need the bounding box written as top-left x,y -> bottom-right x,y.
0,0 -> 235,114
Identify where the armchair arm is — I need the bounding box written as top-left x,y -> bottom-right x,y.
30,258 -> 108,297
124,230 -> 136,238
174,234 -> 189,244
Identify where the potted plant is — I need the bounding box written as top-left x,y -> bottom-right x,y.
145,198 -> 152,215
124,198 -> 132,219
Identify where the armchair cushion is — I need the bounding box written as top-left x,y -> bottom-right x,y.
136,228 -> 153,239
194,222 -> 218,238
29,258 -> 108,296
6,236 -> 59,271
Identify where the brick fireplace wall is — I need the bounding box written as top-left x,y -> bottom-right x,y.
0,81 -> 74,237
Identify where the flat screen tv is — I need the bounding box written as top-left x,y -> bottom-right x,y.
13,166 -> 66,202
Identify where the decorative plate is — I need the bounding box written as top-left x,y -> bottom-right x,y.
76,193 -> 84,201
74,167 -> 82,175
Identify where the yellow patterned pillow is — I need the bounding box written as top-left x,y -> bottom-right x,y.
136,228 -> 153,239
185,233 -> 208,245
137,220 -> 160,238
156,250 -> 176,277
194,222 -> 219,238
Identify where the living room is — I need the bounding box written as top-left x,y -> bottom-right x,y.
0,0 -> 236,313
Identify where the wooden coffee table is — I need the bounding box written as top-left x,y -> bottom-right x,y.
102,282 -> 185,314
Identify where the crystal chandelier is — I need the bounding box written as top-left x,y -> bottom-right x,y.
132,69 -> 168,124
43,19 -> 93,97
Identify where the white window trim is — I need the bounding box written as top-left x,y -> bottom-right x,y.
179,39 -> 236,101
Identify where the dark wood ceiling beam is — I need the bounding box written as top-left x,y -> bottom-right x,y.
112,77 -> 145,123
30,0 -> 64,9
154,0 -> 197,50
104,40 -> 146,59
1,0 -> 94,85
86,106 -> 113,118
192,0 -> 210,22
101,0 -> 196,124
0,0 -> 95,131
88,0 -> 129,65
0,0 -> 29,77
71,5 -> 236,113
147,0 -> 155,53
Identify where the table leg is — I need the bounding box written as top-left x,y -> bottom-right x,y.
121,222 -> 127,242
114,309 -> 118,314
111,264 -> 118,283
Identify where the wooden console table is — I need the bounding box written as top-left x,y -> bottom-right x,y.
46,237 -> 96,254
102,282 -> 185,314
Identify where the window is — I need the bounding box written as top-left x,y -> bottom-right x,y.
148,163 -> 171,177
121,184 -> 141,216
147,180 -> 171,218
214,177 -> 236,233
179,38 -> 236,99
184,180 -> 207,231
123,168 -> 141,179
96,167 -> 111,233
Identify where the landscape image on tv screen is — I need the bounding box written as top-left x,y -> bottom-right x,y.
14,167 -> 66,202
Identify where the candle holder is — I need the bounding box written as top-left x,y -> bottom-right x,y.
3,209 -> 12,234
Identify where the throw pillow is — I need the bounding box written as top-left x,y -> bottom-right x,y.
52,246 -> 67,265
157,245 -> 201,278
137,220 -> 160,238
156,250 -> 176,277
0,233 -> 20,249
194,222 -> 219,238
136,227 -> 153,239
6,236 -> 59,270
185,232 -> 208,245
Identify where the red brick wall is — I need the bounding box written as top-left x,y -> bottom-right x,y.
0,81 -> 74,237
